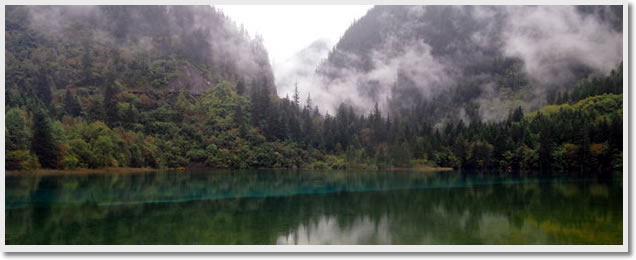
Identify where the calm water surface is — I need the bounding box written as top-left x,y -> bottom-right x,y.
5,170 -> 622,245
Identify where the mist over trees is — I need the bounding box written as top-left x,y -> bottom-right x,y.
5,5 -> 623,173
310,6 -> 622,123
6,5 -> 276,99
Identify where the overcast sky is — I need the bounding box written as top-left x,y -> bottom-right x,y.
216,5 -> 372,96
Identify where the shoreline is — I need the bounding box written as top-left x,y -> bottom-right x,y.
388,166 -> 454,172
5,166 -> 454,176
5,168 -> 163,176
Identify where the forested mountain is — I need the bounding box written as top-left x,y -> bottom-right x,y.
5,5 -> 278,170
5,5 -> 623,174
6,5 -> 276,105
315,6 -> 622,124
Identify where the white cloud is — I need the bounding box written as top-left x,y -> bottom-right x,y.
502,6 -> 622,85
215,5 -> 372,99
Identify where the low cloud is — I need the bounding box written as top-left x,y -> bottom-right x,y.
23,6 -> 276,93
501,6 -> 622,86
292,37 -> 456,115
299,6 -> 622,120
275,39 -> 332,102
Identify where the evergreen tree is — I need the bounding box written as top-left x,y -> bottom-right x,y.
236,80 -> 245,96
561,92 -> 570,104
306,92 -> 312,111
371,103 -> 384,143
250,78 -> 277,140
31,110 -> 58,168
510,106 -> 524,123
302,108 -> 314,146
293,82 -> 300,108
537,113 -> 553,172
582,122 -> 591,172
81,41 -> 94,86
124,103 -> 138,127
289,113 -> 301,140
233,100 -> 249,138
86,97 -> 105,122
63,89 -> 82,117
103,73 -> 119,127
35,67 -> 52,106
554,92 -> 563,105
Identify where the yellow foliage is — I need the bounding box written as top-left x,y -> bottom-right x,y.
590,143 -> 609,157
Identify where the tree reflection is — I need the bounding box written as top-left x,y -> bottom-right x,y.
5,170 -> 622,244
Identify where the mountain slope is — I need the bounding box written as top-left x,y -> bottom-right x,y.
314,6 -> 622,123
4,5 -> 623,173
5,5 -> 276,108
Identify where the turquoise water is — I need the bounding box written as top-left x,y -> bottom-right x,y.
5,170 -> 623,245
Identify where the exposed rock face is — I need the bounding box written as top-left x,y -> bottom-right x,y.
168,64 -> 214,95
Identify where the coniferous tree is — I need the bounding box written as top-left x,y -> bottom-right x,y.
306,92 -> 312,111
293,82 -> 300,108
537,114 -> 553,172
236,80 -> 245,96
63,89 -> 82,117
86,97 -> 105,122
510,106 -> 524,122
31,109 -> 58,168
2,6 -> 624,172
371,103 -> 384,144
289,113 -> 301,141
561,92 -> 570,104
250,80 -> 270,129
103,73 -> 119,127
302,108 -> 314,147
582,122 -> 591,172
35,67 -> 52,106
81,41 -> 94,86
124,103 -> 137,127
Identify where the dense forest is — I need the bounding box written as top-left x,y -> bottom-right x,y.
5,5 -> 623,173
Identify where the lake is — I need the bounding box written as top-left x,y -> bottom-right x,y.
5,170 -> 623,245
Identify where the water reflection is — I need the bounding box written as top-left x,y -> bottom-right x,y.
277,215 -> 392,245
5,170 -> 622,245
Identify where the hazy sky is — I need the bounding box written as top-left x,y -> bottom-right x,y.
216,5 -> 371,64
216,5 -> 372,96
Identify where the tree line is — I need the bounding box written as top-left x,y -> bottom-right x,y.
5,5 -> 622,173
6,63 -> 622,173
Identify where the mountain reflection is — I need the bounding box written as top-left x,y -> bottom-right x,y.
277,215 -> 391,245
6,170 -> 622,245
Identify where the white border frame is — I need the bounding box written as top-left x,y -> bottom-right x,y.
0,1 -> 630,253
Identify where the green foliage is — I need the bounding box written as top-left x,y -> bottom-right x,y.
93,135 -> 116,167
548,63 -> 622,105
187,149 -> 207,163
4,6 -> 622,173
432,149 -> 460,169
60,154 -> 80,169
35,67 -> 52,106
103,73 -> 120,127
68,138 -> 96,168
6,108 -> 30,151
63,89 -> 82,117
31,110 -> 58,168
6,150 -> 38,170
